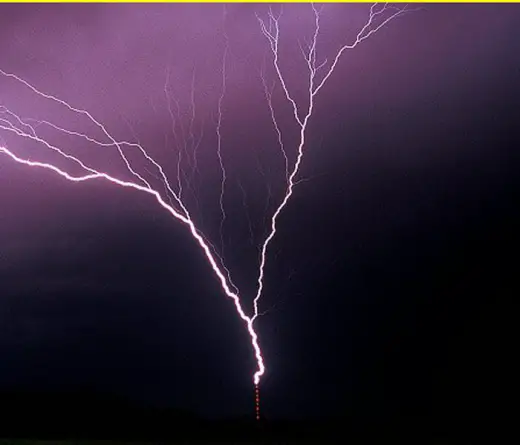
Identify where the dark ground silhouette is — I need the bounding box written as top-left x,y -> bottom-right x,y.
0,389 -> 489,444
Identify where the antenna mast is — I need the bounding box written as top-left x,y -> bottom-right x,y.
255,383 -> 261,421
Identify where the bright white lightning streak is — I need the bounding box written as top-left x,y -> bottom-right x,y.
0,3 -> 411,389
20,117 -> 192,219
0,70 -> 155,193
0,70 -> 265,385
253,3 -> 411,319
164,61 -> 240,299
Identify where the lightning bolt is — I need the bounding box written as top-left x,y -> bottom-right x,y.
253,3 -> 411,320
0,4 -> 413,399
0,68 -> 265,385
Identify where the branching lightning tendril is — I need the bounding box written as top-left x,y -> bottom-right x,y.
0,4 -> 410,410
252,3 -> 410,321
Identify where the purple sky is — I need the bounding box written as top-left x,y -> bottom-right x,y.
0,3 -> 518,423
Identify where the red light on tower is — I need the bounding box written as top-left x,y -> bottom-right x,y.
255,383 -> 261,421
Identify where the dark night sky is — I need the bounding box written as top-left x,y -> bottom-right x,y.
0,2 -> 518,426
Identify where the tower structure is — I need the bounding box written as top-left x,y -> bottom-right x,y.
255,383 -> 260,421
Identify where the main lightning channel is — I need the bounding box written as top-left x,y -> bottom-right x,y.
0,69 -> 266,385
0,3 -> 412,392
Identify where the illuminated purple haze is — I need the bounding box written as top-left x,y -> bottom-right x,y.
2,3 -> 518,420
0,4 -> 410,391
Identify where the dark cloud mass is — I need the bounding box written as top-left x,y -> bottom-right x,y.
0,2 -> 518,431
